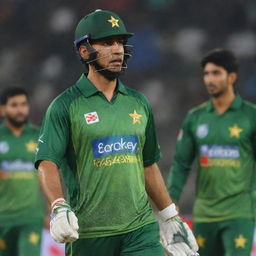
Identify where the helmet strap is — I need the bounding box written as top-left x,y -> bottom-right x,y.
77,40 -> 98,65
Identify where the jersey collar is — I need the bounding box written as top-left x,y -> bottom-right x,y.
229,94 -> 243,110
206,94 -> 243,112
75,73 -> 128,97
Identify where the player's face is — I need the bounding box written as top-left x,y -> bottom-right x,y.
203,62 -> 232,98
92,36 -> 125,72
3,94 -> 29,127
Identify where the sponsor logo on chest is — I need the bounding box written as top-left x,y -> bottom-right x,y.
200,144 -> 240,167
92,135 -> 138,158
1,160 -> 35,172
200,144 -> 240,159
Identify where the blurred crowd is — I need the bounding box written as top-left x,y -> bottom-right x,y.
1,0 -> 256,215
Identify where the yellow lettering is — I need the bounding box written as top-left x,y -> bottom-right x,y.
208,159 -> 241,167
9,172 -> 35,179
93,155 -> 139,167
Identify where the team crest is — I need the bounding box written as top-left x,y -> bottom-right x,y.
129,110 -> 142,124
84,112 -> 99,124
0,141 -> 9,154
196,124 -> 208,138
108,16 -> 119,27
26,141 -> 37,153
229,124 -> 243,138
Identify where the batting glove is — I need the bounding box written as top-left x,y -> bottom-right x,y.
163,242 -> 199,256
157,203 -> 199,255
160,224 -> 199,256
50,198 -> 79,243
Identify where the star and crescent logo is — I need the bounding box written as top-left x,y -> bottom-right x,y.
129,110 -> 142,124
229,124 -> 243,138
25,141 -> 37,152
234,234 -> 247,248
196,235 -> 206,248
108,16 -> 119,27
196,234 -> 247,249
28,232 -> 40,244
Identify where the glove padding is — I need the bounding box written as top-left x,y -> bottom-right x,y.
164,242 -> 199,256
50,208 -> 79,243
159,216 -> 199,255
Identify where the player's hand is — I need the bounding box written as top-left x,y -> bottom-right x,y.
50,198 -> 79,243
165,243 -> 199,256
160,216 -> 199,252
161,233 -> 198,256
156,203 -> 199,255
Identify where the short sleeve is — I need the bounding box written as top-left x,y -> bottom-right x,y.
35,98 -> 70,168
142,100 -> 161,167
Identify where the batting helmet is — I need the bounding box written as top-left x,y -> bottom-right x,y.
74,9 -> 133,48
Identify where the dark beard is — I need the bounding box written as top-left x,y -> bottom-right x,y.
210,88 -> 227,98
6,116 -> 28,128
92,61 -> 124,81
211,91 -> 223,98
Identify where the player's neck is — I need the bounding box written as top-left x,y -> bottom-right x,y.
211,89 -> 235,115
5,120 -> 25,137
87,71 -> 117,102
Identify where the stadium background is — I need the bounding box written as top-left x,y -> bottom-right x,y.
1,0 -> 256,255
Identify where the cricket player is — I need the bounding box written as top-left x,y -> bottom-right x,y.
0,87 -> 44,255
35,9 -> 198,256
168,48 -> 256,256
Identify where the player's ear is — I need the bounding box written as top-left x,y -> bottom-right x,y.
1,105 -> 6,117
229,72 -> 237,84
79,45 -> 90,60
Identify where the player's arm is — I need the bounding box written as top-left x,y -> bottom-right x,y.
167,113 -> 196,203
35,99 -> 78,243
37,160 -> 79,243
145,163 -> 172,210
38,160 -> 64,202
141,97 -> 198,254
145,163 -> 198,255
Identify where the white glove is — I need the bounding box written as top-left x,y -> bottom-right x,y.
156,203 -> 199,255
50,198 -> 79,243
159,217 -> 199,252
165,242 -> 199,256
161,227 -> 199,256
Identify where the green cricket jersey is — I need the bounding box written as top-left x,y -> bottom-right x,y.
0,123 -> 43,225
168,95 -> 256,222
35,74 -> 161,238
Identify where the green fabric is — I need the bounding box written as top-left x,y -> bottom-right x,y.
75,10 -> 133,42
0,222 -> 43,256
35,74 -> 161,238
193,218 -> 254,256
0,123 -> 44,225
65,222 -> 164,256
168,95 -> 256,222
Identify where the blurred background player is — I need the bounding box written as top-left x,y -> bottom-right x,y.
35,9 -> 198,256
167,48 -> 256,256
0,87 -> 44,255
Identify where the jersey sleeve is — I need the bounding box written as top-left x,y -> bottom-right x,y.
167,112 -> 196,202
35,98 -> 70,168
142,99 -> 162,167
